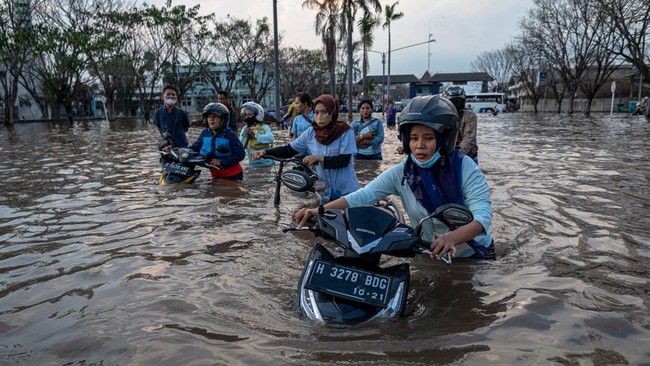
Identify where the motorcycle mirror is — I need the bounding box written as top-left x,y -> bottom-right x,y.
438,204 -> 474,226
415,204 -> 473,236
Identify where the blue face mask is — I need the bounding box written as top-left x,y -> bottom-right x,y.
410,151 -> 441,168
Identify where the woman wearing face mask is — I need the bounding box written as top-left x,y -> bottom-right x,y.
252,94 -> 359,203
153,85 -> 190,149
293,95 -> 494,260
351,99 -> 384,160
239,101 -> 275,167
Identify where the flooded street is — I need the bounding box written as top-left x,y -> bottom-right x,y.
0,113 -> 648,365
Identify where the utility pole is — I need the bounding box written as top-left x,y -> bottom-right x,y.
273,0 -> 281,124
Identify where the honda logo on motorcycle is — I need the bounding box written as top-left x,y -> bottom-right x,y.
355,228 -> 376,235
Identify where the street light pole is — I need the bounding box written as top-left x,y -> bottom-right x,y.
385,38 -> 435,104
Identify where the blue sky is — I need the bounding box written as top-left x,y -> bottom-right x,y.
147,0 -> 533,78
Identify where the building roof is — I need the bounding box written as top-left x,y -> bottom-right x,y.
358,74 -> 421,85
429,72 -> 494,83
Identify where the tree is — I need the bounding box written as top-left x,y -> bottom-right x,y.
27,0 -> 114,123
127,0 -> 200,122
382,1 -> 403,104
279,47 -> 329,101
160,3 -> 213,109
358,10 -> 381,98
85,0 -> 138,120
471,49 -> 514,93
213,16 -> 275,104
597,0 -> 650,84
342,0 -> 381,121
506,42 -> 545,113
335,40 -> 361,103
302,0 -> 344,97
0,0 -> 40,125
577,3 -> 622,116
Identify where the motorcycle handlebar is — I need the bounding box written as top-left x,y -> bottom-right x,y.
262,155 -> 302,164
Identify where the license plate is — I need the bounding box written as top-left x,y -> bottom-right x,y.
305,260 -> 391,308
163,162 -> 191,176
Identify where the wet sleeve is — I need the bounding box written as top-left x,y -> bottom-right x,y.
323,154 -> 352,169
460,156 -> 492,233
343,164 -> 402,206
265,144 -> 299,158
372,120 -> 384,145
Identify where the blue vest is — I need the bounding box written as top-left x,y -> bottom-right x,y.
406,150 -> 491,258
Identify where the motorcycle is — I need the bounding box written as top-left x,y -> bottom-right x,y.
263,155 -> 475,325
263,155 -> 322,206
157,133 -> 217,185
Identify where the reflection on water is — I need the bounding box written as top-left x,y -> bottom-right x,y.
0,114 -> 648,365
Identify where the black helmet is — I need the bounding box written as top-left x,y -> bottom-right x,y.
397,95 -> 459,156
202,102 -> 230,130
442,85 -> 466,112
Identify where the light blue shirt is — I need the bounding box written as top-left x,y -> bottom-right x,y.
343,155 -> 493,257
351,116 -> 384,156
291,111 -> 313,138
290,128 -> 359,202
240,123 -> 274,167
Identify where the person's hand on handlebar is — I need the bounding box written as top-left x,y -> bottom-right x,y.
301,155 -> 323,166
429,233 -> 458,259
293,207 -> 318,227
252,150 -> 266,160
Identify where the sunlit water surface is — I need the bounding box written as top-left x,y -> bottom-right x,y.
0,113 -> 648,365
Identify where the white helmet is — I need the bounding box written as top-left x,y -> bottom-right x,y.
241,101 -> 264,122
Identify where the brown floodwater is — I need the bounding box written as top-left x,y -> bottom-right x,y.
0,113 -> 648,365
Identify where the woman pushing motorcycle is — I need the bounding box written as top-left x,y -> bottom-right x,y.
252,94 -> 359,203
294,95 -> 494,260
188,102 -> 245,180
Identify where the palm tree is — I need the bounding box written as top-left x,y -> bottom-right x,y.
358,11 -> 381,98
302,0 -> 344,96
383,1 -> 403,103
340,0 -> 381,120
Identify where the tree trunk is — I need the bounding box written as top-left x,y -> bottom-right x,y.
3,101 -> 15,126
584,98 -> 593,117
567,94 -> 575,114
64,101 -> 75,124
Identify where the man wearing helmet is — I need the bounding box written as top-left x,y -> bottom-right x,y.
443,85 -> 479,163
239,101 -> 275,167
187,102 -> 245,180
294,95 -> 494,260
